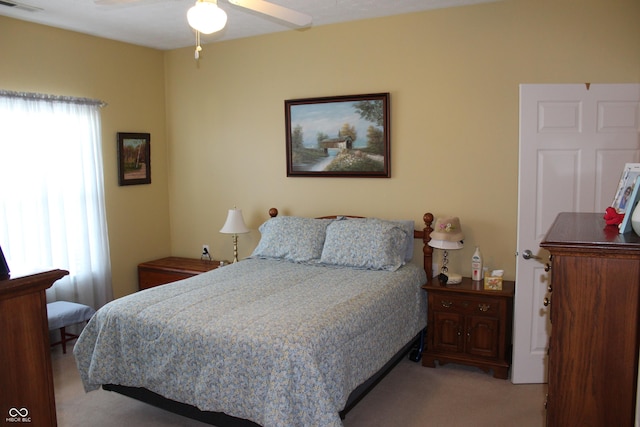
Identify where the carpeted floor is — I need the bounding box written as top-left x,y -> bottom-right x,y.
52,344 -> 546,427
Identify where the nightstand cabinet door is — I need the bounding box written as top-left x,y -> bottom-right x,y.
467,315 -> 499,359
432,298 -> 501,358
433,311 -> 464,353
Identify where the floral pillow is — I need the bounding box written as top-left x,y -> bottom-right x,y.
336,217 -> 414,263
392,220 -> 415,262
250,216 -> 333,263
319,218 -> 410,271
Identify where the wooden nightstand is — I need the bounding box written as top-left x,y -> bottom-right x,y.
137,257 -> 224,290
421,277 -> 515,379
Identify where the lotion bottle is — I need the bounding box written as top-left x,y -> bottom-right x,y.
471,247 -> 483,281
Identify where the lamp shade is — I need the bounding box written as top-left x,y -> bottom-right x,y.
220,209 -> 250,234
428,239 -> 464,250
430,217 -> 464,242
187,0 -> 227,34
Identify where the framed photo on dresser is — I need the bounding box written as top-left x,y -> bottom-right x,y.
613,163 -> 640,233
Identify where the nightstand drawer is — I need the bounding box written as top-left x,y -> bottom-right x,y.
432,294 -> 501,316
138,257 -> 222,290
138,269 -> 194,289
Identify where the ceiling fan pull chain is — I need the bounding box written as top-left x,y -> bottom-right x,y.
194,31 -> 203,60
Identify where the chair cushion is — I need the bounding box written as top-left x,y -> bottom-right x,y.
47,301 -> 95,330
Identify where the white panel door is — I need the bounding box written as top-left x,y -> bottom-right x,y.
513,83 -> 640,384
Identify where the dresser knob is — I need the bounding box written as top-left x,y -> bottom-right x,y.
478,303 -> 490,312
441,300 -> 452,308
543,297 -> 551,307
547,284 -> 552,292
545,263 -> 551,272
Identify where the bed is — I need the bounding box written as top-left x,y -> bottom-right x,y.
74,208 -> 435,427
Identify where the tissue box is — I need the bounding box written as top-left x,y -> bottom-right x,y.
484,275 -> 503,290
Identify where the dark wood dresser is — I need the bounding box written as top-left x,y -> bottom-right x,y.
541,212 -> 640,426
0,269 -> 69,427
138,257 -> 223,290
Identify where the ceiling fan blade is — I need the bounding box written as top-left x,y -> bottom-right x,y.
95,0 -> 141,5
228,0 -> 311,27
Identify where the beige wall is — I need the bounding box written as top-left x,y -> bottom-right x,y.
165,0 -> 640,279
2,0 -> 639,298
0,17 -> 171,298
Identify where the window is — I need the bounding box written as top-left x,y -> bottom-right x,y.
0,91 -> 112,309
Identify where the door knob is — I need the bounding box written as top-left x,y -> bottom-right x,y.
522,249 -> 541,260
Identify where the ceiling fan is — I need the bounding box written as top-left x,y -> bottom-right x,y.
96,0 -> 311,58
95,0 -> 312,30
227,0 -> 311,27
185,0 -> 311,58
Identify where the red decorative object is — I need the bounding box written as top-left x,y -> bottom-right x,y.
603,207 -> 625,226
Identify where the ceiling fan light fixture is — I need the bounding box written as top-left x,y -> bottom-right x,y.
187,0 -> 227,35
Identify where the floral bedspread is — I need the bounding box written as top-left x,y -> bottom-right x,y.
74,258 -> 427,427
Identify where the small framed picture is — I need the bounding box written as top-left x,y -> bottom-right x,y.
612,163 -> 640,233
117,132 -> 151,186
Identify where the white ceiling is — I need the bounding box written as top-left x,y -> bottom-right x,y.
0,0 -> 500,50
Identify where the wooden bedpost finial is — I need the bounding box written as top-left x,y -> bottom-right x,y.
423,213 -> 434,283
423,213 -> 434,244
423,213 -> 434,230
269,208 -> 278,218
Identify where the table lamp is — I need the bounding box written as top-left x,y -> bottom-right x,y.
220,207 -> 250,263
428,216 -> 464,285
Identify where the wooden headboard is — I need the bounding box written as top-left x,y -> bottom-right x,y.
267,208 -> 434,283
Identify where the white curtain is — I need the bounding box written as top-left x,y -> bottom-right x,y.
0,91 -> 113,309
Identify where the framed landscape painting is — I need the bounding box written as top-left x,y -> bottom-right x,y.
117,132 -> 151,186
285,93 -> 390,177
